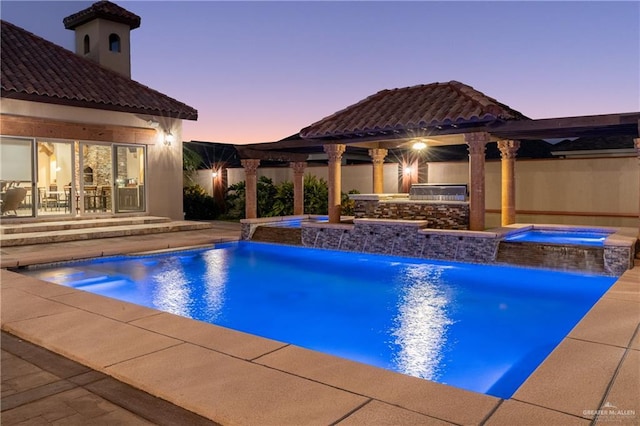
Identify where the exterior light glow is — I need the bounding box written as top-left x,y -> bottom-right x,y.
212,170 -> 218,178
412,141 -> 427,151
164,132 -> 175,146
404,166 -> 413,175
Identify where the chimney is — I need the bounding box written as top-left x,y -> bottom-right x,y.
63,0 -> 140,78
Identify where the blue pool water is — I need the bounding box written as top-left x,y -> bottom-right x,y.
22,242 -> 616,398
504,229 -> 612,246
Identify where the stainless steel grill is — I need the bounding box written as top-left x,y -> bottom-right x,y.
409,183 -> 468,201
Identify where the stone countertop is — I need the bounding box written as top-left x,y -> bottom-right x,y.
350,193 -> 468,204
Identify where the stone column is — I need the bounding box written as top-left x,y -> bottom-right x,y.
368,148 -> 388,194
290,161 -> 307,215
635,137 -> 640,237
241,159 -> 260,219
498,139 -> 520,226
324,144 -> 346,223
465,132 -> 490,231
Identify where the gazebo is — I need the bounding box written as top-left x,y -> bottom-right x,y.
238,81 -> 640,232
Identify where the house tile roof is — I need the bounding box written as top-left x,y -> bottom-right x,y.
300,81 -> 529,139
63,0 -> 141,30
0,20 -> 197,120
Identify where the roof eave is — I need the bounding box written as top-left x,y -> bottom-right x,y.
1,91 -> 198,121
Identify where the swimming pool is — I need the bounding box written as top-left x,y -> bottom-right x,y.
503,228 -> 612,246
21,241 -> 615,398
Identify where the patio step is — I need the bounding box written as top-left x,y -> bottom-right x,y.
0,216 -> 172,235
0,220 -> 214,247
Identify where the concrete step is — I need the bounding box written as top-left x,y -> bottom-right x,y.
0,216 -> 171,235
0,221 -> 214,247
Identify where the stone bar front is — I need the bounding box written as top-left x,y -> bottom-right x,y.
350,193 -> 470,230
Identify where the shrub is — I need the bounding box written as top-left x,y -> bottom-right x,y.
341,189 -> 360,216
183,184 -> 217,220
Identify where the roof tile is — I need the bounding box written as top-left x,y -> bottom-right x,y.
300,81 -> 528,139
63,0 -> 141,30
1,20 -> 197,120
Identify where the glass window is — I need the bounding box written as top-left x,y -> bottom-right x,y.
36,141 -> 74,216
83,34 -> 90,54
109,33 -> 120,52
0,137 -> 34,217
115,145 -> 145,212
80,143 -> 112,214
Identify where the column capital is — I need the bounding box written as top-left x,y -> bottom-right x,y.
290,161 -> 307,174
465,132 -> 490,156
368,148 -> 388,165
324,144 -> 346,162
464,132 -> 491,144
240,158 -> 260,174
498,139 -> 520,159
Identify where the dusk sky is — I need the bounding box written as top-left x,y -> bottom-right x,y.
2,1 -> 639,144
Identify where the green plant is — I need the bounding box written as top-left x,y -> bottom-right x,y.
183,184 -> 217,220
257,176 -> 277,217
182,145 -> 204,186
270,181 -> 294,217
341,189 -> 360,216
223,181 -> 246,219
303,174 -> 328,215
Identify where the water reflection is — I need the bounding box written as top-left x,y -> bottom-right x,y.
391,264 -> 453,380
202,249 -> 228,321
151,258 -> 191,316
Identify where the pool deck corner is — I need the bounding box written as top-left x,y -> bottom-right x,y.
1,224 -> 639,425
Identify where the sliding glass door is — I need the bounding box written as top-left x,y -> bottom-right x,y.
114,145 -> 145,213
0,137 -> 34,217
80,143 -> 113,214
36,141 -> 74,216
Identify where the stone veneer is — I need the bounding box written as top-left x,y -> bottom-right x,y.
302,219 -> 499,264
350,194 -> 469,230
242,217 -> 636,276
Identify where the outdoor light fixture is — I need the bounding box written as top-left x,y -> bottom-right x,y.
412,141 -> 427,151
404,166 -> 413,176
163,132 -> 175,146
147,119 -> 159,128
212,170 -> 218,178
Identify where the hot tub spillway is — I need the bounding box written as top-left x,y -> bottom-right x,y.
251,225 -> 303,246
496,241 -> 605,274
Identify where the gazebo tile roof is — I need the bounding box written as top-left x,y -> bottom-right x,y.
300,81 -> 528,139
0,20 -> 197,120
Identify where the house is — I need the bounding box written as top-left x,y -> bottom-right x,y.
0,0 -> 197,220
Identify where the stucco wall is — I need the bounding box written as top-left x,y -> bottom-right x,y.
429,156 -> 638,228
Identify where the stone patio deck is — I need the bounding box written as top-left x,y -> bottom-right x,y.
1,221 -> 638,425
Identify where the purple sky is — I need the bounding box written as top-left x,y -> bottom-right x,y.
2,1 -> 639,144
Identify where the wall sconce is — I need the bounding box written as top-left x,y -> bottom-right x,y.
404,166 -> 413,176
164,132 -> 175,146
212,170 -> 218,178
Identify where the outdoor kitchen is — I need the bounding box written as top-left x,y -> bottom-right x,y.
350,183 -> 470,229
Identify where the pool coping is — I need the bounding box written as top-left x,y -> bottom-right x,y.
1,239 -> 638,424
